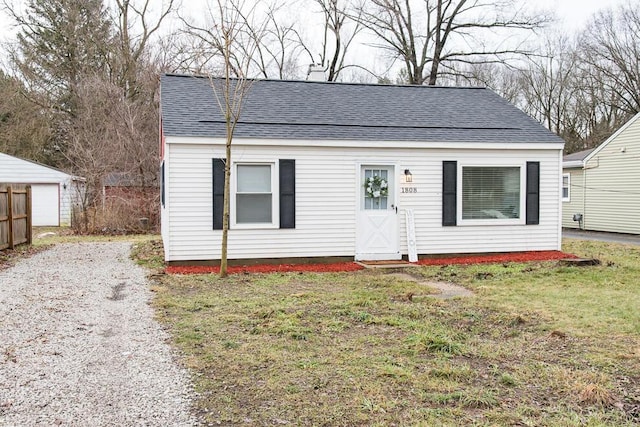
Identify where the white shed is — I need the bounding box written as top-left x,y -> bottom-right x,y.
159,74 -> 565,264
0,153 -> 82,226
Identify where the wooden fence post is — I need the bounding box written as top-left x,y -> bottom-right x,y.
26,185 -> 32,245
7,185 -> 14,249
0,184 -> 31,250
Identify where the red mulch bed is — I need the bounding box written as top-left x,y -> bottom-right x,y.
416,250 -> 576,266
165,251 -> 576,275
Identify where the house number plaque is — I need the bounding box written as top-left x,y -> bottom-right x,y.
401,187 -> 418,193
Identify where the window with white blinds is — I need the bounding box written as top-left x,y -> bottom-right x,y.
462,167 -> 521,220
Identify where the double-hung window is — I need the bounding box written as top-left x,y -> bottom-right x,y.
234,163 -> 276,227
562,173 -> 570,201
213,158 -> 295,230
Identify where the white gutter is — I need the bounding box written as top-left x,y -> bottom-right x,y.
562,160 -> 584,169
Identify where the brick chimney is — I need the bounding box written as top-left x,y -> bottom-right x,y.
306,64 -> 326,81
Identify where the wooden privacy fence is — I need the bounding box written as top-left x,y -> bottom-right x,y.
0,184 -> 32,250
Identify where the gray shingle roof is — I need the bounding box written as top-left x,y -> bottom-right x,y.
563,148 -> 595,162
160,73 -> 563,144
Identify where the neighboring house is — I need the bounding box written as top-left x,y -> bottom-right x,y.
160,73 -> 565,264
562,112 -> 640,234
102,171 -> 157,204
0,152 -> 83,226
102,171 -> 159,230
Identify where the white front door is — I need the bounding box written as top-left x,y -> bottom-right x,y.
355,165 -> 400,261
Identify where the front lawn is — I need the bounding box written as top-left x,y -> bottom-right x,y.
141,239 -> 640,426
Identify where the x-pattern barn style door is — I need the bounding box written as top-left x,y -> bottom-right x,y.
356,165 -> 400,261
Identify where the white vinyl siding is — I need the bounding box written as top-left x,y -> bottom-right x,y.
163,140 -> 562,261
579,115 -> 640,234
0,153 -> 78,226
561,169 -> 584,229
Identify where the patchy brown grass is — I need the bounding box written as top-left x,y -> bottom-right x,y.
143,238 -> 640,426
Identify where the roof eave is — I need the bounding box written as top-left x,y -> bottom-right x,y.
563,160 -> 584,169
163,134 -> 564,149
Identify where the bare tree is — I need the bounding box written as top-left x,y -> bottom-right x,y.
354,0 -> 550,85
64,70 -> 160,232
579,3 -> 640,116
571,64 -> 631,151
0,70 -> 53,162
462,41 -> 614,153
180,1 -> 261,77
112,0 -> 176,99
4,0 -> 113,117
182,0 -> 265,277
1,0 -> 114,172
516,35 -> 579,136
157,32 -> 223,74
456,62 -> 521,103
2,0 -> 170,233
235,3 -> 304,79
299,0 -> 363,81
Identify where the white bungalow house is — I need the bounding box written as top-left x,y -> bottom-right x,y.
0,152 -> 82,226
159,74 -> 565,264
562,112 -> 640,234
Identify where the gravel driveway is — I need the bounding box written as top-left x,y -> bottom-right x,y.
0,242 -> 197,426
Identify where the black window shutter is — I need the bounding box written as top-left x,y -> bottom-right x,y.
279,159 -> 295,229
526,161 -> 540,225
442,161 -> 457,226
212,158 -> 225,230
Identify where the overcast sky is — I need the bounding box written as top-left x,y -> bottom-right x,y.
536,0 -> 625,29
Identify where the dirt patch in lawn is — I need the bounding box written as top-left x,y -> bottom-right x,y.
390,272 -> 474,299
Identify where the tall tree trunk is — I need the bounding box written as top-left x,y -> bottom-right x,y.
220,133 -> 231,277
220,36 -> 233,278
